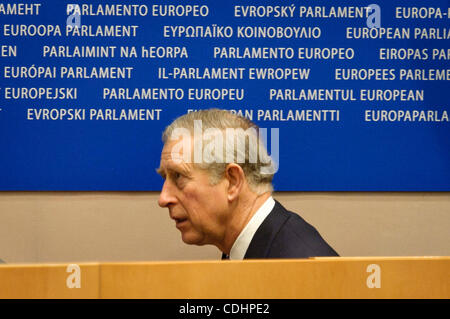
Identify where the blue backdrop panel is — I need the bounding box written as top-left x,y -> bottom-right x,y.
0,0 -> 448,191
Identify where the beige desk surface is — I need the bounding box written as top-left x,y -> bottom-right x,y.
0,257 -> 449,299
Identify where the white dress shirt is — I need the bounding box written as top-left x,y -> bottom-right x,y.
229,196 -> 276,260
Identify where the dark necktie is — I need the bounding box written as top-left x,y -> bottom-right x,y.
221,253 -> 229,260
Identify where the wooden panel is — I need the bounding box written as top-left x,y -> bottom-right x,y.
100,257 -> 450,299
0,258 -> 448,299
0,263 -> 99,299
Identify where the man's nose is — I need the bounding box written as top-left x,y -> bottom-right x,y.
158,180 -> 176,208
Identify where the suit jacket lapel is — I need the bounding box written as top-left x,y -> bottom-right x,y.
243,200 -> 290,259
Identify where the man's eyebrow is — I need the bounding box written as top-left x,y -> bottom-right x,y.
156,167 -> 165,178
156,166 -> 180,177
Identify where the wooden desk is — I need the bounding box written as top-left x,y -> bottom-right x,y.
0,263 -> 99,299
1,257 -> 448,299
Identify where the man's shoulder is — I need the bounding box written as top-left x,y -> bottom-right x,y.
260,200 -> 339,258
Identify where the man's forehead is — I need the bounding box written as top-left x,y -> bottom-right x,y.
161,141 -> 188,160
160,153 -> 186,167
159,141 -> 193,170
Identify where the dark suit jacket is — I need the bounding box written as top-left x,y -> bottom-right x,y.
243,200 -> 338,259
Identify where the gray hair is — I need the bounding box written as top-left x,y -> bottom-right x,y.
162,109 -> 274,194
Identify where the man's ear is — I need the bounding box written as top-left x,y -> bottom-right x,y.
224,163 -> 245,201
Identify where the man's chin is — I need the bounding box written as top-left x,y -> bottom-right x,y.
180,232 -> 204,246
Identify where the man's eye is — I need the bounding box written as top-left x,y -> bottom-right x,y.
173,172 -> 182,180
172,172 -> 187,188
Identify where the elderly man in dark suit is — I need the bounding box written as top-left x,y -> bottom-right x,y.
157,109 -> 338,260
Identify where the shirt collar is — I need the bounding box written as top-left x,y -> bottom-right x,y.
229,196 -> 275,260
